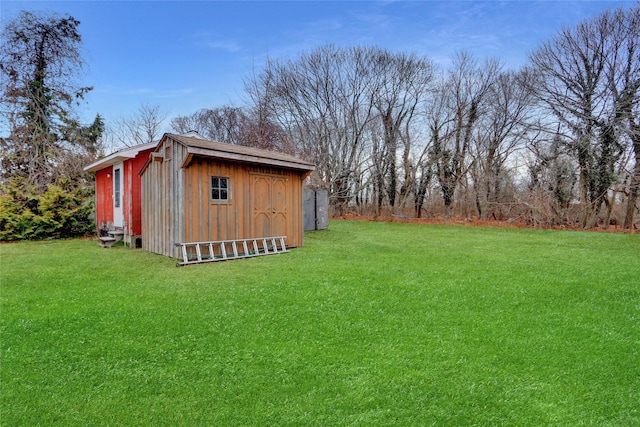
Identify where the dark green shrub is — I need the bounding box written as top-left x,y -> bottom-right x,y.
0,180 -> 94,241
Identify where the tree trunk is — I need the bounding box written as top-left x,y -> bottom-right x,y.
623,162 -> 640,229
603,194 -> 614,230
623,135 -> 640,229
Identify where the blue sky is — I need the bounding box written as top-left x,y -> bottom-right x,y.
1,0 -> 635,130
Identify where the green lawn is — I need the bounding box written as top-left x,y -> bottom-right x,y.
1,221 -> 639,426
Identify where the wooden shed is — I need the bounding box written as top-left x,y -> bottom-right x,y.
140,133 -> 315,260
84,141 -> 156,245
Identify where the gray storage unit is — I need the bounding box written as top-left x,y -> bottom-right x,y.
304,188 -> 329,231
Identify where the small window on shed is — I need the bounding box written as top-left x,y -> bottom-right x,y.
211,177 -> 230,202
113,168 -> 121,208
164,146 -> 172,161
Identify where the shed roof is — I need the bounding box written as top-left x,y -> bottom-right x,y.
165,133 -> 315,172
83,141 -> 157,172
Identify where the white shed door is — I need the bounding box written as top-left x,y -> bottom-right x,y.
113,163 -> 124,227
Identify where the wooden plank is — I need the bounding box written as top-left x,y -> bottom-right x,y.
216,203 -> 221,242
98,236 -> 117,248
198,161 -> 203,242
225,204 -> 230,241
235,164 -> 241,239
163,146 -> 169,255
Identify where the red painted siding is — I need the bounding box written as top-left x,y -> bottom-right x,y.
123,149 -> 153,236
93,148 -> 152,237
95,167 -> 114,230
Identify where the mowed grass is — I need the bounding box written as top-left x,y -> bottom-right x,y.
1,221 -> 639,426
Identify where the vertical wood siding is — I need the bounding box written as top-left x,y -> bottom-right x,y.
142,138 -> 188,257
124,149 -> 153,236
143,136 -> 307,259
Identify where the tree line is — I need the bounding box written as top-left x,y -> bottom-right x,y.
1,6 -> 638,240
172,6 -> 639,229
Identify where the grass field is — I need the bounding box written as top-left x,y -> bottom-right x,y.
1,220 -> 639,426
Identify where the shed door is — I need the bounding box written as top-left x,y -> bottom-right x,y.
251,174 -> 288,238
113,162 -> 124,227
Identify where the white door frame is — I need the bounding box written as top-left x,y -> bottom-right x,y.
113,162 -> 124,227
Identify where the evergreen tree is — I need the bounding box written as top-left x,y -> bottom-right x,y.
0,11 -> 94,191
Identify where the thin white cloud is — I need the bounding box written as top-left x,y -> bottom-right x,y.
192,30 -> 241,52
352,11 -> 395,29
155,88 -> 194,99
125,88 -> 154,95
206,40 -> 241,52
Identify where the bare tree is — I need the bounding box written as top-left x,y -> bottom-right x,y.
245,45 -> 377,215
171,106 -> 247,144
370,49 -> 435,214
105,104 -> 167,149
470,70 -> 533,219
429,53 -> 501,216
614,6 -> 640,229
624,112 -> 640,229
242,67 -> 296,153
226,6 -> 637,225
527,7 -> 638,228
524,132 -> 579,226
168,113 -> 198,136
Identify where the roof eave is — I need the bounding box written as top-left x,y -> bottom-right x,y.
84,154 -> 130,172
83,142 -> 158,172
183,146 -> 315,172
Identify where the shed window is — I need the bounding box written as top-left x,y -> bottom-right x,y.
114,168 -> 121,208
211,177 -> 229,202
